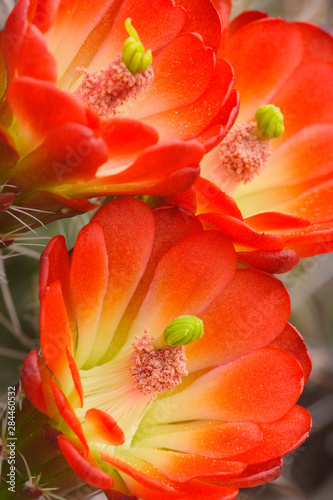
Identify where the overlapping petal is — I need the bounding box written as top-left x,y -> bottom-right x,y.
169,177 -> 305,272
21,197 -> 311,499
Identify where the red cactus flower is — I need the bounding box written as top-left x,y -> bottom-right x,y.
0,0 -> 238,241
21,197 -> 311,499
193,10 -> 333,264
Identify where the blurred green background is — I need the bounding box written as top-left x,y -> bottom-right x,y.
1,1 -> 333,499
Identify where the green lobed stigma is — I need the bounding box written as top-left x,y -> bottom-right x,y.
123,18 -> 152,73
255,104 -> 284,139
163,315 -> 204,347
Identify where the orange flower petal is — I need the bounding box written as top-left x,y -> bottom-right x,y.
194,88 -> 239,152
51,0 -> 186,80
149,348 -> 304,424
285,228 -> 333,258
225,19 -> 304,121
293,21 -> 333,60
186,269 -> 290,372
74,141 -> 203,197
195,177 -> 243,219
279,179 -> 333,224
236,124 -> 333,216
233,406 -> 311,464
208,458 -> 282,488
122,471 -> 239,500
119,205 -> 202,334
39,235 -> 70,301
2,0 -> 29,83
237,249 -> 300,274
137,421 -> 262,459
272,61 -> 333,143
58,434 -> 114,489
16,24 -> 57,82
178,0 -> 222,52
87,197 -> 155,364
199,213 -> 285,250
228,11 -> 268,36
131,448 -> 246,481
20,350 -> 59,422
100,451 -> 174,493
46,0 -> 124,77
269,323 -> 312,383
139,58 -> 233,146
127,229 -> 237,344
66,348 -> 84,408
83,408 -> 125,447
131,33 -> 215,119
50,377 -> 88,454
29,0 -> 61,33
102,451 -> 239,499
40,280 -> 74,389
70,221 -> 109,368
8,124 -> 107,193
7,78 -> 88,141
99,117 -> 158,171
39,235 -> 75,333
244,212 -> 310,231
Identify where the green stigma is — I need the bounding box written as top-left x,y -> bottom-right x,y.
255,104 -> 284,139
123,18 -> 152,73
163,315 -> 204,347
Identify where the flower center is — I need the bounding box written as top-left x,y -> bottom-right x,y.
131,334 -> 188,396
215,104 -> 284,186
218,122 -> 271,184
78,332 -> 187,447
74,18 -> 153,118
74,57 -> 154,118
78,316 -> 203,448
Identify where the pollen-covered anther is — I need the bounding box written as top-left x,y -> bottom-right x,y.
131,334 -> 188,396
75,55 -> 154,118
219,122 -> 271,184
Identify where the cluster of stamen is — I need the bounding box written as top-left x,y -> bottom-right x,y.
131,334 -> 188,396
75,55 -> 154,118
219,122 -> 271,184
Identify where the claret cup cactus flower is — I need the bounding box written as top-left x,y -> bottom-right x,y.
198,10 -> 333,264
14,197 -> 312,500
